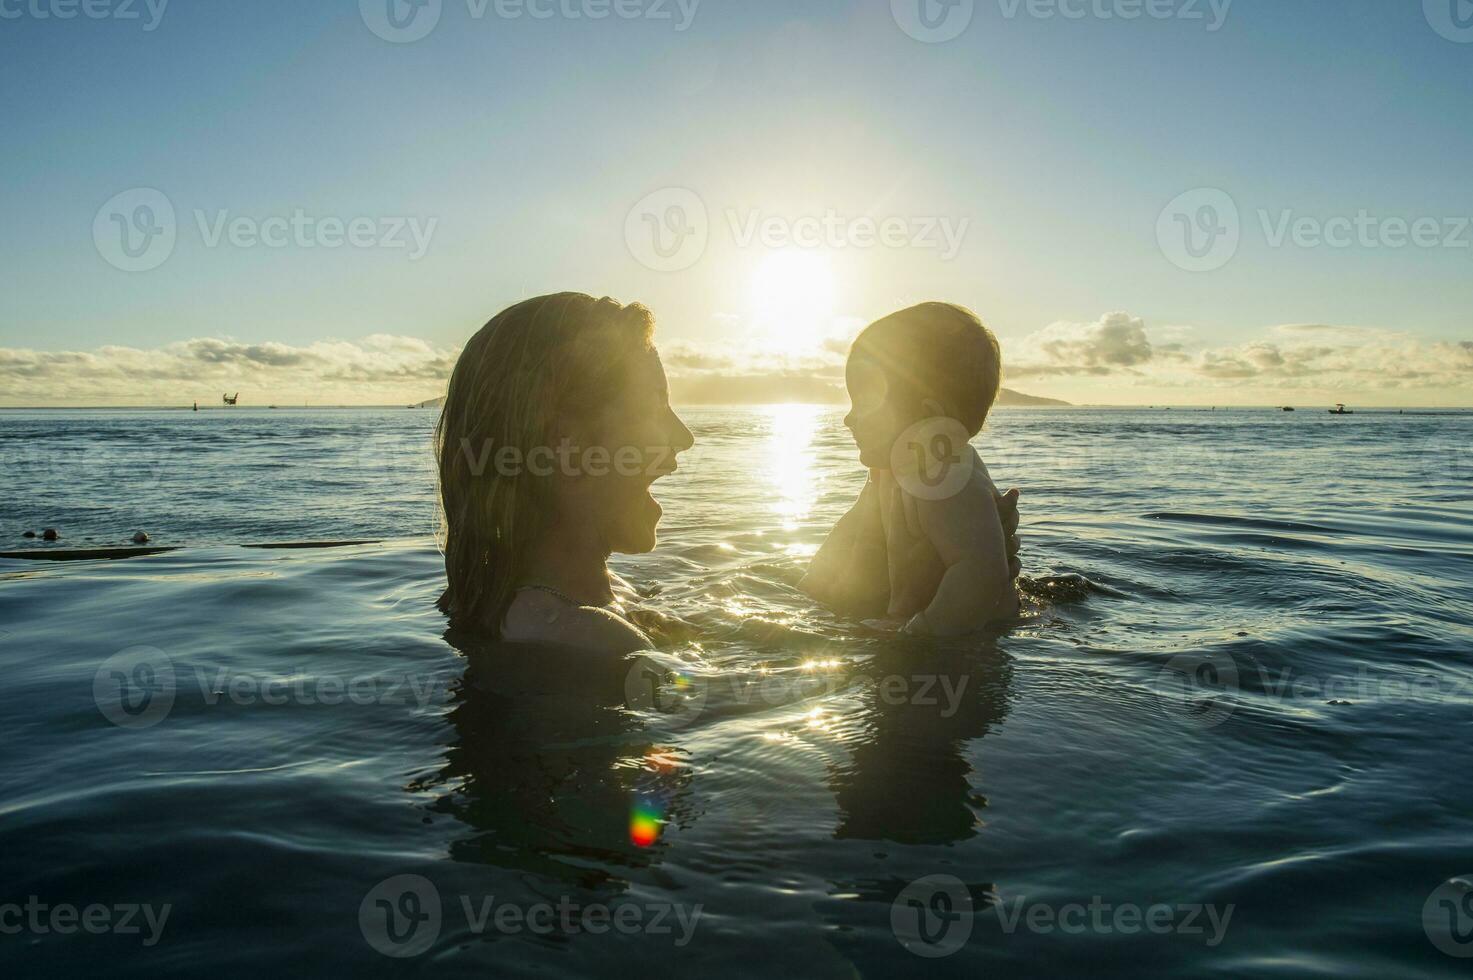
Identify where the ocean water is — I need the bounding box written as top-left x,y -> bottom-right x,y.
1,406 -> 1471,978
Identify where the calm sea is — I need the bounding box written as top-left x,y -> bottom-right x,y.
1,406 -> 1471,977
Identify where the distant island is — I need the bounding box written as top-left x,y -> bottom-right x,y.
996,388 -> 1070,407
409,386 -> 1069,409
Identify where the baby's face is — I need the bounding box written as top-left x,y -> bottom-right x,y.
843,354 -> 908,470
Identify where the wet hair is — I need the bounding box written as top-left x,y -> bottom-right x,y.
435,292 -> 656,630
851,302 -> 1002,436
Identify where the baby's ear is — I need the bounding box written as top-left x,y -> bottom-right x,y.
919,397 -> 946,420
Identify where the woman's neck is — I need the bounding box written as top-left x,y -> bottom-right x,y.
519,519 -> 615,606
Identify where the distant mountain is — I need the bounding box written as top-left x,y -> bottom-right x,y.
411,386 -> 1068,409
997,388 -> 1070,407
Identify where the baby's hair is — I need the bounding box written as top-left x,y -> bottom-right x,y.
851,302 -> 1001,436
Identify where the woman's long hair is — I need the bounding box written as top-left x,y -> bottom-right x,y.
435,292 -> 655,630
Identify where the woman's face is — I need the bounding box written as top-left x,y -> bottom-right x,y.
571,351 -> 694,555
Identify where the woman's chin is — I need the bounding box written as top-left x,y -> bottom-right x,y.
609,492 -> 662,554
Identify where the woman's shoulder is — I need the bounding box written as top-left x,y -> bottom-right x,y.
502,589 -> 653,653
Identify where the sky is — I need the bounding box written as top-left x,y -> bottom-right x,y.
1,0 -> 1471,407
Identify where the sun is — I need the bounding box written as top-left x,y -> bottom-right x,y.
748,249 -> 837,353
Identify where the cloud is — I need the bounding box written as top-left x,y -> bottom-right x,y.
1007,313 -> 1473,393
1010,312 -> 1159,377
0,336 -> 459,406
4,316 -> 1469,407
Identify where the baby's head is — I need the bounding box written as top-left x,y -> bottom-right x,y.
844,302 -> 1001,469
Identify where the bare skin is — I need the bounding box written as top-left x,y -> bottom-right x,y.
801,477 -> 1021,622
876,451 -> 1020,635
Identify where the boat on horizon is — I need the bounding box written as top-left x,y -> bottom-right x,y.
1329,403 -> 1353,415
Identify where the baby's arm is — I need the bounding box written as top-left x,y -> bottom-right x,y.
904,482 -> 1018,636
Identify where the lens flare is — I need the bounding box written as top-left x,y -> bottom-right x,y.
630,800 -> 663,848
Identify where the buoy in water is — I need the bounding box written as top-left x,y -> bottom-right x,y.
132,531 -> 151,544
41,528 -> 59,541
23,531 -> 36,538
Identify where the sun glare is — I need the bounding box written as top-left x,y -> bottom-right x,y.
762,403 -> 822,533
749,250 -> 837,353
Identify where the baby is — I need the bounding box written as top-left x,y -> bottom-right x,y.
807,302 -> 1018,635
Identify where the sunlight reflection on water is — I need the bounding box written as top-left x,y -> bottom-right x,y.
761,403 -> 823,531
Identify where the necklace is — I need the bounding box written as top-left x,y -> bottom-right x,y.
517,583 -> 599,607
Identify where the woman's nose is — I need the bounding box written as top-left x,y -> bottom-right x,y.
669,410 -> 695,453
